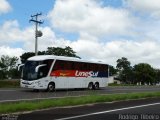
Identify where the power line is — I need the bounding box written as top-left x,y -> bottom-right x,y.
29,13 -> 43,56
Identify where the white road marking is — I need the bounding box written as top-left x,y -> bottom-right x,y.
56,102 -> 160,120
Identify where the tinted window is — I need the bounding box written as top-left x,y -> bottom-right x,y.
52,60 -> 108,72
38,59 -> 53,78
53,60 -> 74,70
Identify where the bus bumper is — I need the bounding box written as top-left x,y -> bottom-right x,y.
20,80 -> 47,90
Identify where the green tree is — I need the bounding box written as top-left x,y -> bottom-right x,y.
0,55 -> 18,79
20,46 -> 79,63
133,63 -> 155,85
20,51 -> 46,63
46,46 -> 80,58
8,68 -> 21,79
0,62 -> 6,79
116,57 -> 131,71
154,69 -> 160,84
116,57 -> 133,83
109,66 -> 117,76
154,69 -> 160,83
0,55 -> 18,70
20,52 -> 35,63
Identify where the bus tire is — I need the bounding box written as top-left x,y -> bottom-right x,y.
88,82 -> 93,90
94,82 -> 99,90
33,89 -> 39,92
47,82 -> 55,92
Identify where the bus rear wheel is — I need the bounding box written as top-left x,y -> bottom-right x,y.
47,83 -> 55,92
94,82 -> 99,90
88,82 -> 93,90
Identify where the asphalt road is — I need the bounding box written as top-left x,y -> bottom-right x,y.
4,97 -> 160,120
0,86 -> 160,102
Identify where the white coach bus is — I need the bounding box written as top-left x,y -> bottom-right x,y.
20,55 -> 109,91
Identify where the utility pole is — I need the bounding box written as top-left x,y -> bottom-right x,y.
29,13 -> 43,56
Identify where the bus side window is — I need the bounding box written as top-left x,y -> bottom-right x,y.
48,60 -> 53,68
105,65 -> 108,72
53,60 -> 60,70
67,61 -> 73,70
100,64 -> 108,72
71,62 -> 74,70
39,60 -> 53,78
59,61 -> 63,70
71,61 -> 74,70
74,62 -> 80,70
74,62 -> 79,70
83,63 -> 88,70
79,62 -> 84,70
64,61 -> 72,70
91,64 -> 95,71
100,65 -> 104,72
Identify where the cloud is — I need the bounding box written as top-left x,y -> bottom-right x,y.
0,20 -> 24,44
1,0 -> 160,69
124,0 -> 160,18
0,0 -> 11,14
46,0 -> 160,68
48,0 -> 134,37
0,46 -> 24,57
0,20 -> 56,52
69,37 -> 160,68
23,26 -> 56,52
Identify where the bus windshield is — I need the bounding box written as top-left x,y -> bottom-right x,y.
22,61 -> 41,80
22,59 -> 53,81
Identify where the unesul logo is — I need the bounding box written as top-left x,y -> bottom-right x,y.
75,71 -> 98,77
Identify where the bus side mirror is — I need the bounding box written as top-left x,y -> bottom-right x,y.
18,64 -> 24,71
35,64 -> 47,72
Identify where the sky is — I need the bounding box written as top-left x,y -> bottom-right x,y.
1,0 -> 160,68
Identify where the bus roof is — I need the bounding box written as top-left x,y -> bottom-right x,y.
28,55 -> 79,61
28,55 -> 108,65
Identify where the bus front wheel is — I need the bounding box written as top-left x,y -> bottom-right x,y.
47,83 -> 55,92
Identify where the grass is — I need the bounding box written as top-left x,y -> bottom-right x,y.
1,92 -> 160,114
0,80 -> 20,88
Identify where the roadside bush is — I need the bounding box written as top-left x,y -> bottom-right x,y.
0,80 -> 20,88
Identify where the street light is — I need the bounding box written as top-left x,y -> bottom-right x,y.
29,13 -> 43,56
36,30 -> 43,37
